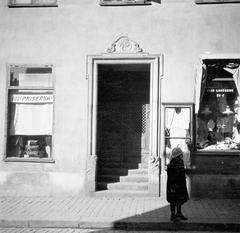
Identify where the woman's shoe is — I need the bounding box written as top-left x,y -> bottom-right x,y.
170,214 -> 180,222
170,213 -> 175,221
176,213 -> 188,220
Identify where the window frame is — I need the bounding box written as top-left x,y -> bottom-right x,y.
4,63 -> 56,163
162,103 -> 194,167
8,0 -> 58,8
194,58 -> 240,155
99,0 -> 152,6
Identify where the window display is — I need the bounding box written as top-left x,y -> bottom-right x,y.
6,65 -> 54,159
164,105 -> 192,168
196,59 -> 240,152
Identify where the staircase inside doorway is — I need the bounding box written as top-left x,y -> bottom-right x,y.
96,64 -> 150,196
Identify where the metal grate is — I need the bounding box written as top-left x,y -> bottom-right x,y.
98,103 -> 149,134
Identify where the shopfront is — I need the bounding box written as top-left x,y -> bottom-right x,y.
0,0 -> 240,197
162,55 -> 240,198
191,55 -> 240,198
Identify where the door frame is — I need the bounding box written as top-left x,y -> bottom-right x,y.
85,38 -> 163,196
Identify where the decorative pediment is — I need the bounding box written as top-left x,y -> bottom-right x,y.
107,36 -> 143,54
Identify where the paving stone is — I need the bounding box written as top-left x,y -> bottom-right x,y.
0,197 -> 240,231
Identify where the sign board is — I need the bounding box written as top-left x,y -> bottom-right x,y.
10,94 -> 53,103
207,88 -> 234,93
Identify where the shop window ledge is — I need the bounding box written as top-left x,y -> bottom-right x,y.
4,157 -> 55,163
192,151 -> 240,156
100,0 -> 152,6
8,0 -> 58,7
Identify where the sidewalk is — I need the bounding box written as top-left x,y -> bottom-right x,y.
0,196 -> 240,231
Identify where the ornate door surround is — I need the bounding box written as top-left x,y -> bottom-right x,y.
86,36 -> 163,196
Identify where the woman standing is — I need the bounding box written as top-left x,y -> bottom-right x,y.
167,146 -> 189,222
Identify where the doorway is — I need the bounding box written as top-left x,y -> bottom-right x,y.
96,64 -> 150,191
86,52 -> 162,196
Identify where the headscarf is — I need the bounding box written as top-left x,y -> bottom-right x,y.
170,146 -> 183,161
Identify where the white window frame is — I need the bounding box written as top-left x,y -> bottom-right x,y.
100,0 -> 151,6
8,0 -> 58,7
195,54 -> 240,154
4,63 -> 56,163
162,103 -> 193,168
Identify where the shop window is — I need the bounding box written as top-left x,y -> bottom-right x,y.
164,104 -> 193,169
6,64 -> 54,161
8,0 -> 58,7
100,0 -> 151,6
196,59 -> 240,152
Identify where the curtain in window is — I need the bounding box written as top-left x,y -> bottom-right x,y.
224,66 -> 240,95
10,103 -> 53,135
194,61 -> 207,114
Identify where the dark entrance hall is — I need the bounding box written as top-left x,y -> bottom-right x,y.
96,63 -> 150,194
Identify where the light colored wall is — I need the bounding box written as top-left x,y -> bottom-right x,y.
0,0 -> 240,196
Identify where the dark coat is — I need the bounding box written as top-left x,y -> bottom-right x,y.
166,156 -> 189,204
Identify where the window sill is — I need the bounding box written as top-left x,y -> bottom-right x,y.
195,0 -> 240,4
4,157 -> 55,163
193,151 -> 240,156
100,1 -> 151,6
8,5 -> 58,7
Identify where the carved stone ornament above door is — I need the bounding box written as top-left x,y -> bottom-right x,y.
107,36 -> 143,54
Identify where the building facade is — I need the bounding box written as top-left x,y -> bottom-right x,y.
0,0 -> 240,198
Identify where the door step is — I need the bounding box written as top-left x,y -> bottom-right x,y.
98,161 -> 148,169
97,182 -> 148,191
98,168 -> 148,176
94,190 -> 150,197
98,174 -> 148,183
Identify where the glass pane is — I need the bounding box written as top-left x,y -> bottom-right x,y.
196,59 -> 240,151
165,107 -> 191,168
7,135 -> 52,158
7,90 -> 53,158
165,107 -> 190,137
10,66 -> 53,87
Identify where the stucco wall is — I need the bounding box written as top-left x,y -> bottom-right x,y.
0,0 -> 240,196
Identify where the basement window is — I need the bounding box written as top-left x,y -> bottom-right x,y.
8,0 -> 58,7
100,0 -> 151,6
195,59 -> 240,152
5,64 -> 55,162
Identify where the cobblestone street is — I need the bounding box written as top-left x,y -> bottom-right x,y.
1,197 -> 240,232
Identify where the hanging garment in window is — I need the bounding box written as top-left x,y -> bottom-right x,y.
10,103 -> 53,135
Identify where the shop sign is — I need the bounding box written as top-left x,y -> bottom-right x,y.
207,88 -> 234,93
10,94 -> 53,103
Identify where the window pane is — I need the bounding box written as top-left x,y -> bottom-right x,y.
7,90 -> 53,158
10,66 -> 53,87
164,106 -> 191,168
165,107 -> 190,137
196,59 -> 240,152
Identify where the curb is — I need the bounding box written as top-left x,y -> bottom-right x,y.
1,220 -> 240,232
